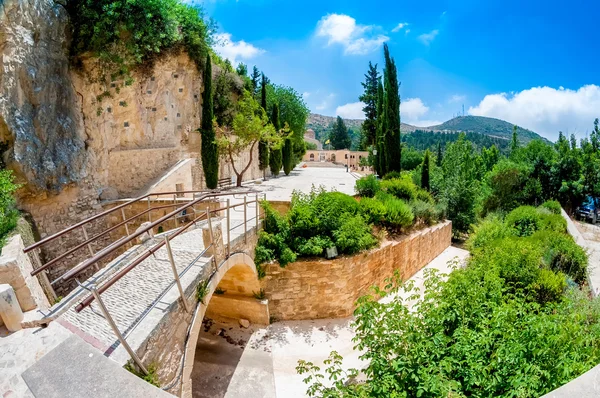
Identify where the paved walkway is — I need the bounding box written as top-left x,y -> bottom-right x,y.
248,165 -> 358,201
193,246 -> 469,398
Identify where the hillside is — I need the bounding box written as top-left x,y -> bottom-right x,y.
424,116 -> 547,143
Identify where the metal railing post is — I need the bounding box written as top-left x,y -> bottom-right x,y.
121,208 -> 130,236
256,194 -> 260,229
147,196 -> 152,222
206,208 -> 218,273
81,225 -> 94,256
88,284 -> 148,375
164,236 -> 191,312
243,196 -> 247,244
226,198 -> 231,257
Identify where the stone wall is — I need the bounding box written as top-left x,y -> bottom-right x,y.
145,159 -> 194,198
262,221 -> 452,320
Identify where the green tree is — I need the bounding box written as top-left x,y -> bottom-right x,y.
375,78 -> 386,175
359,62 -> 379,147
258,73 -> 270,172
269,104 -> 283,176
481,144 -> 500,172
213,70 -> 235,127
200,54 -> 218,189
436,142 -> 443,167
421,150 -> 430,191
510,125 -> 519,157
330,116 -> 351,149
215,91 -> 276,186
236,63 -> 247,77
283,137 -> 293,175
382,44 -> 401,173
250,66 -> 260,95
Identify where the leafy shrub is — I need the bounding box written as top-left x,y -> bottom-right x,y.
466,213 -> 510,251
380,177 -> 417,201
311,191 -> 359,233
279,247 -> 297,267
415,187 -> 434,203
539,212 -> 567,233
333,215 -> 377,255
358,197 -> 386,224
377,192 -> 414,229
540,200 -> 562,215
532,269 -> 566,305
382,171 -> 401,180
294,236 -> 333,257
531,231 -> 588,284
411,200 -> 439,226
0,170 -> 19,246
355,175 -> 380,198
505,206 -> 541,237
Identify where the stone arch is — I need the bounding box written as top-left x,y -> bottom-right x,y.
180,252 -> 265,397
331,153 -> 336,162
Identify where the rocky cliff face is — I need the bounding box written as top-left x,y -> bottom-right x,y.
0,0 -> 87,191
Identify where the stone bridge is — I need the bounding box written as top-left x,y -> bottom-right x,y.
2,191 -> 265,397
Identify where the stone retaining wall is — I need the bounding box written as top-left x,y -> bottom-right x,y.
262,221 -> 452,320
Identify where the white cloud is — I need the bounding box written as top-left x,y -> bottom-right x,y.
468,85 -> 600,141
405,29 -> 411,35
392,22 -> 409,33
418,29 -> 439,45
213,33 -> 265,66
336,102 -> 365,119
449,94 -> 466,103
316,14 -> 389,55
315,93 -> 336,111
303,92 -> 311,99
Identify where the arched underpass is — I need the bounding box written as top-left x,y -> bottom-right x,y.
181,252 -> 270,398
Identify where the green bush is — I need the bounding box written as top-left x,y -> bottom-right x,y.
333,215 -> 377,255
377,192 -> 414,229
380,177 -> 417,201
294,235 -> 333,257
415,187 -> 434,203
0,170 -> 20,246
531,231 -> 588,284
540,200 -> 562,215
539,212 -> 567,233
466,213 -> 510,252
382,171 -> 401,180
311,191 -> 359,233
358,197 -> 386,225
411,200 -> 439,226
505,206 -> 541,237
532,269 -> 566,305
355,175 -> 380,198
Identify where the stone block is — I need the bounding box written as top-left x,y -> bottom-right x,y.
0,284 -> 23,332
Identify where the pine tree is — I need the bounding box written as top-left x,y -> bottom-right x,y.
283,137 -> 293,175
269,103 -> 283,176
436,142 -> 443,167
330,116 -> 351,149
383,44 -> 401,173
510,125 -> 520,155
375,78 -> 386,175
421,150 -> 430,191
258,73 -> 269,171
359,62 -> 379,147
250,66 -> 260,96
200,53 -> 219,189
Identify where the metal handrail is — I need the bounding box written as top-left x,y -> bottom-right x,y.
23,189 -> 235,253
72,193 -> 257,312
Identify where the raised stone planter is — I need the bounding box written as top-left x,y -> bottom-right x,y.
261,220 -> 452,320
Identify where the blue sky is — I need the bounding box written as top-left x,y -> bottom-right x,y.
202,0 -> 600,141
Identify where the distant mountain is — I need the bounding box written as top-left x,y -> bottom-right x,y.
307,113 -> 549,146
423,116 -> 548,143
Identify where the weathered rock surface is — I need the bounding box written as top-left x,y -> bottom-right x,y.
0,0 -> 87,191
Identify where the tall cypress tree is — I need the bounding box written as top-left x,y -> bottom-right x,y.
269,103 -> 283,176
375,78 -> 386,175
331,116 -> 351,149
436,142 -> 443,167
250,66 -> 260,96
383,44 -> 401,173
282,138 -> 293,175
200,53 -> 219,189
359,62 -> 379,148
258,73 -> 269,172
510,125 -> 519,155
421,150 -> 430,191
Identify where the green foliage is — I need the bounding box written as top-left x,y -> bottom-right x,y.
125,362 -> 160,387
420,150 -> 430,191
428,115 -> 545,143
196,279 -> 209,304
355,175 -> 380,198
382,44 -> 401,173
466,213 -> 510,252
214,287 -> 226,295
505,206 -> 542,237
376,192 -> 414,230
358,62 -> 379,148
200,54 -> 218,189
380,177 -> 417,201
482,159 -> 541,214
531,231 -> 588,284
531,269 -> 567,305
252,288 -> 266,300
295,236 -> 333,257
283,137 -> 293,175
68,0 -> 213,81
330,116 -> 351,150
0,170 -> 20,246
333,215 -> 378,254
358,197 -> 387,224
541,200 -> 562,214
411,200 -> 441,226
